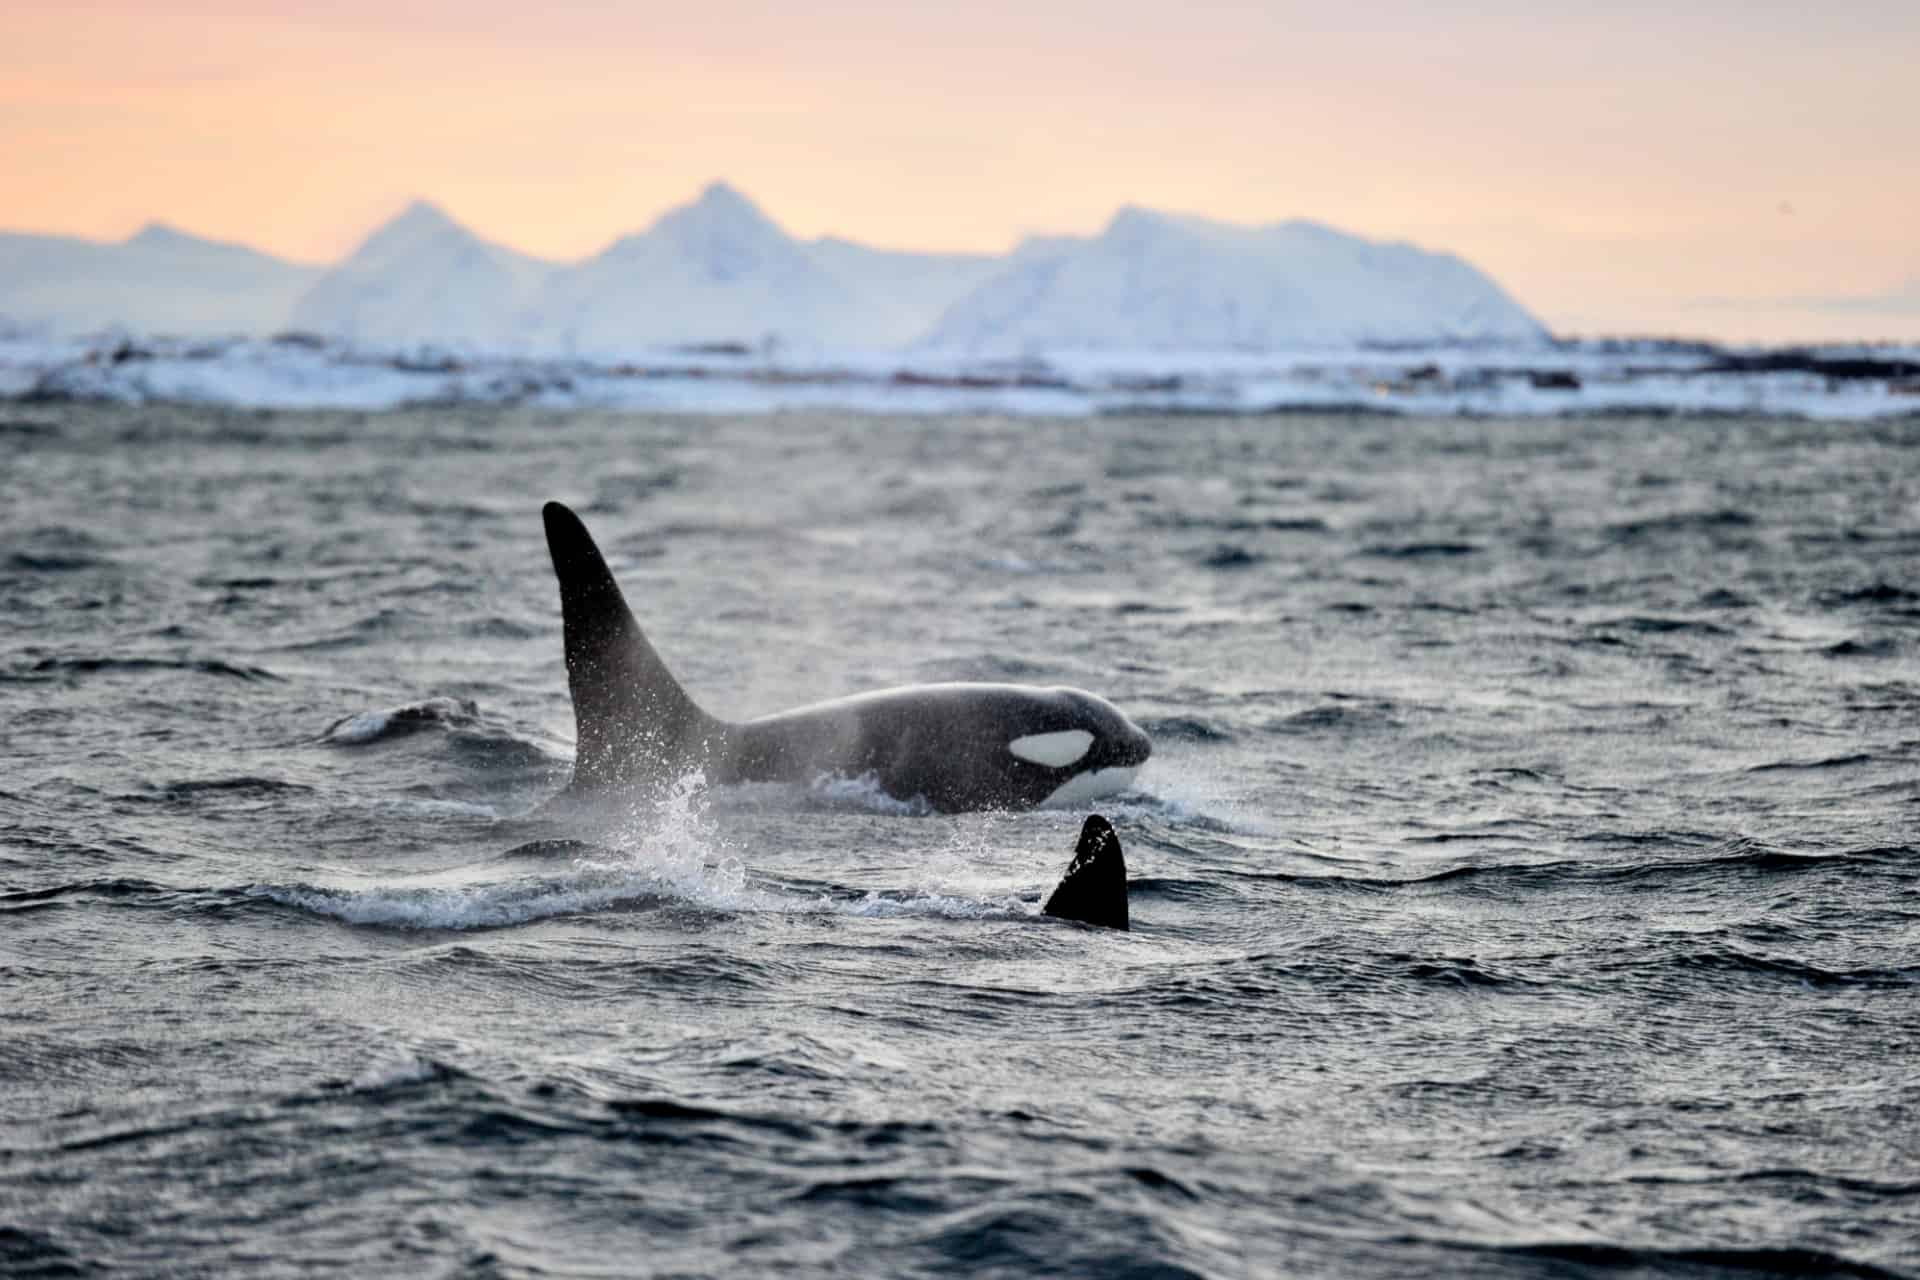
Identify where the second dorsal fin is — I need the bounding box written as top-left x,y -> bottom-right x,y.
1043,815 -> 1129,931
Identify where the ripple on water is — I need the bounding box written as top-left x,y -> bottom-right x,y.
16,654 -> 280,682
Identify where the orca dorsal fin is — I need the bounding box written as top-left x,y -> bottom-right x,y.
1043,815 -> 1129,931
542,501 -> 721,791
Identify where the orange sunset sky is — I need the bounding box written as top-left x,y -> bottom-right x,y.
4,0 -> 1917,342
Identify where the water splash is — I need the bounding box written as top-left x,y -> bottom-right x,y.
255,772 -> 1061,929
564,770 -> 786,912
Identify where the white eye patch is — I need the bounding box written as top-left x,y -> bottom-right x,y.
1008,729 -> 1095,769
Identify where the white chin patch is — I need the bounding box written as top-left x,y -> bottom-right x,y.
1039,766 -> 1136,809
1008,729 -> 1095,768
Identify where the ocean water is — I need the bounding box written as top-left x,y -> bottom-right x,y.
2,404 -> 1917,1278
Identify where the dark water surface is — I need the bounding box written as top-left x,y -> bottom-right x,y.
3,405 -> 1918,1278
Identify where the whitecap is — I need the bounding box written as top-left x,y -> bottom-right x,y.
321,696 -> 478,746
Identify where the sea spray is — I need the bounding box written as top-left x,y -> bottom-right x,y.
566,770 -> 775,913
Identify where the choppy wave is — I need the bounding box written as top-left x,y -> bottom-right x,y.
6,551 -> 108,573
317,698 -> 560,783
0,877 -> 172,915
1137,716 -> 1235,744
1607,507 -> 1758,538
154,776 -> 313,799
252,872 -> 684,930
351,794 -> 508,821
1820,582 -> 1920,608
1649,944 -> 1920,989
251,860 -> 1039,932
1745,752 -> 1876,773
321,696 -> 481,745
1362,540 -> 1480,559
11,654 -> 279,682
1199,544 -> 1262,569
1480,1241 -> 1907,1279
10,403 -> 1920,1279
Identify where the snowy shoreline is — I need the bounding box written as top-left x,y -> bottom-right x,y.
3,331 -> 1917,421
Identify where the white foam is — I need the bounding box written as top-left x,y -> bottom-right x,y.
1009,729 -> 1095,768
321,696 -> 477,745
325,711 -> 392,745
255,771 -> 759,929
835,890 -> 1033,921
348,1055 -> 444,1091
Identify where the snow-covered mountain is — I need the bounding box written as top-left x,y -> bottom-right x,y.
923,207 -> 1547,352
801,238 -> 1002,349
0,224 -> 320,337
288,201 -> 553,347
519,182 -> 969,353
0,186 -> 1551,351
516,182 -> 828,352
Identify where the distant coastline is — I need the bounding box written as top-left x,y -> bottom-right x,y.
3,329 -> 1914,421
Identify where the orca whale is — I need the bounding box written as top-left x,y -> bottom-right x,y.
1043,814 -> 1130,930
542,501 -> 1151,813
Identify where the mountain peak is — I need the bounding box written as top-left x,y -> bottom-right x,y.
616,180 -> 794,277
665,180 -> 780,237
383,199 -> 461,236
122,221 -> 287,264
1101,204 -> 1231,245
695,180 -> 751,211
1106,204 -> 1281,248
340,199 -> 479,265
126,221 -> 195,249
927,203 -> 1547,350
1106,204 -> 1161,233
